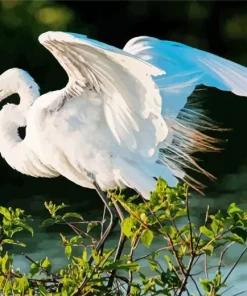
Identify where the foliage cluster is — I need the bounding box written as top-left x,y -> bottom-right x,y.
0,180 -> 246,295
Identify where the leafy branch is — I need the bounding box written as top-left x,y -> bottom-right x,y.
0,179 -> 246,295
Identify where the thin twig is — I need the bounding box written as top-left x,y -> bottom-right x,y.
22,253 -> 55,279
110,278 -> 128,295
189,275 -> 203,296
204,253 -> 208,279
56,220 -> 102,224
67,221 -> 96,243
141,196 -> 163,228
177,257 -> 193,296
221,285 -> 234,295
74,252 -> 114,296
114,274 -> 129,284
218,242 -> 235,274
126,234 -> 141,296
177,189 -> 197,296
191,265 -> 218,276
171,217 -> 187,244
135,246 -> 173,262
232,290 -> 247,296
192,254 -> 201,268
168,233 -> 186,277
194,205 -> 210,252
222,245 -> 247,285
185,187 -> 193,253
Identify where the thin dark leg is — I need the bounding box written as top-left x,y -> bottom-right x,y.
107,201 -> 127,289
75,182 -> 120,295
112,202 -> 126,261
99,205 -> 107,256
88,182 -> 118,264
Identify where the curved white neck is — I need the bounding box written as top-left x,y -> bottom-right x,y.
0,103 -> 36,176
0,77 -> 59,178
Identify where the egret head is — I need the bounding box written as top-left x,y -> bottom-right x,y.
0,68 -> 39,104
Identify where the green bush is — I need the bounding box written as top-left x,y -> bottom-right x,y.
0,179 -> 246,295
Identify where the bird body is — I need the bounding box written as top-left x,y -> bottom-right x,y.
25,87 -> 172,197
1,32 -> 247,199
26,88 -> 118,190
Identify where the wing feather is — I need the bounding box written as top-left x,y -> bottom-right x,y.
39,31 -> 168,158
123,36 -> 247,190
123,37 -> 247,117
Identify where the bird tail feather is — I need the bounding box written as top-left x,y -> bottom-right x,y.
158,107 -> 227,193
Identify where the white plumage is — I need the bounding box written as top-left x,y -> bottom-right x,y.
0,31 -> 247,199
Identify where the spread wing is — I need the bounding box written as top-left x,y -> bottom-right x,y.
38,31 -> 168,159
123,36 -> 247,190
123,36 -> 247,119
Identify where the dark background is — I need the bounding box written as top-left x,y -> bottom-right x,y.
1,0 -> 247,209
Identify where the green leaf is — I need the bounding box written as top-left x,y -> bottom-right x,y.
226,233 -> 245,244
1,252 -> 13,273
161,272 -> 167,284
104,260 -> 140,272
231,227 -> 247,242
29,262 -> 39,277
7,226 -> 23,237
211,220 -> 221,234
147,258 -> 159,272
44,202 -> 69,216
70,235 -> 82,244
65,245 -> 72,259
18,275 -> 29,291
209,210 -> 225,226
200,226 -> 214,239
159,226 -> 176,238
200,279 -> 212,292
73,256 -> 89,270
179,224 -> 192,236
2,217 -> 12,229
141,229 -> 154,248
121,217 -> 135,237
164,255 -> 173,270
177,245 -> 188,257
56,203 -> 69,211
91,249 -> 100,264
99,249 -> 115,268
0,207 -> 11,220
60,233 -> 68,244
130,285 -> 141,296
62,212 -> 83,220
41,218 -> 55,227
15,222 -> 33,236
82,248 -> 87,262
140,213 -> 148,223
202,244 -> 214,256
87,222 -> 99,233
156,178 -> 168,193
61,278 -> 75,295
174,208 -> 187,218
213,270 -> 222,287
41,257 -> 51,273
227,203 -> 243,216
2,239 -> 26,247
38,286 -> 48,295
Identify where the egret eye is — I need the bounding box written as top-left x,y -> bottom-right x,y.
17,126 -> 26,140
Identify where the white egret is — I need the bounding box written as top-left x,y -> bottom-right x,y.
0,31 -> 247,251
